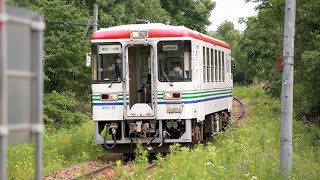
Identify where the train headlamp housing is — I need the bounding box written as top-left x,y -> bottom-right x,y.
101,93 -> 118,101
163,92 -> 181,100
163,92 -> 172,99
130,31 -> 148,40
109,93 -> 118,101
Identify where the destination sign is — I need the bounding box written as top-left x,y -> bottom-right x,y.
98,45 -> 122,54
163,45 -> 178,51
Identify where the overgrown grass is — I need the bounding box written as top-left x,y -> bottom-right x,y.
8,121 -> 106,179
149,86 -> 320,179
8,86 -> 320,179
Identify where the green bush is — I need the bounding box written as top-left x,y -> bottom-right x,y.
44,91 -> 90,129
295,40 -> 320,124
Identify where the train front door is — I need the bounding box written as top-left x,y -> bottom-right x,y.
124,44 -> 156,118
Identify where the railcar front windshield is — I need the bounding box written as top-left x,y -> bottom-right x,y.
92,43 -> 122,83
158,40 -> 192,82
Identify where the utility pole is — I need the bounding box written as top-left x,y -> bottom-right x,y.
83,5 -> 98,38
280,0 -> 296,178
93,5 -> 98,32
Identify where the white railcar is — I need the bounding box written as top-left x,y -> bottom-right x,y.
89,22 -> 233,153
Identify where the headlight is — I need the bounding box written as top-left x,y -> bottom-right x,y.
109,93 -> 118,101
163,92 -> 181,100
163,92 -> 172,100
131,31 -> 140,38
130,31 -> 148,39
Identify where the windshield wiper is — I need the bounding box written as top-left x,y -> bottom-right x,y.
162,70 -> 173,86
108,80 -> 114,88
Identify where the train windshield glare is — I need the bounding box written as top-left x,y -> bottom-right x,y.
158,40 -> 192,82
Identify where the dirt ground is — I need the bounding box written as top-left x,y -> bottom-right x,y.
43,154 -> 123,180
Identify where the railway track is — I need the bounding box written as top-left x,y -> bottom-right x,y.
73,159 -> 157,179
72,161 -> 116,179
232,97 -> 245,122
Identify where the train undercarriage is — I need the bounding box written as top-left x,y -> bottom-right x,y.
96,111 -> 230,153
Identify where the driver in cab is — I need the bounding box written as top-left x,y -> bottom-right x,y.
169,63 -> 187,78
99,56 -> 122,81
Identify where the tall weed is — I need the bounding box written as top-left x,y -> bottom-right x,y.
8,121 -> 106,179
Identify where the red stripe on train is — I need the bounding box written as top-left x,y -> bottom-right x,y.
92,29 -> 231,49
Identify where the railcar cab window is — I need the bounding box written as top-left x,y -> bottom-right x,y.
158,40 -> 192,82
92,43 -> 122,83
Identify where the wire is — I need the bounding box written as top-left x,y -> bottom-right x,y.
45,18 -> 88,26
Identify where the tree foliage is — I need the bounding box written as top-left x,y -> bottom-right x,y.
243,0 -> 320,119
160,0 -> 215,33
214,21 -> 250,85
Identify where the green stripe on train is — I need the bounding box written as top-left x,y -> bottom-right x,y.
157,91 -> 232,100
156,88 -> 233,95
93,88 -> 232,101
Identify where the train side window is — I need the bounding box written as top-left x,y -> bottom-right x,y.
207,47 -> 210,82
183,41 -> 192,80
211,49 -> 214,82
218,51 -> 221,82
215,50 -> 218,82
222,52 -> 225,82
92,55 -> 97,81
203,47 -> 206,82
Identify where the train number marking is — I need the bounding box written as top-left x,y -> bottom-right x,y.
102,106 -> 116,110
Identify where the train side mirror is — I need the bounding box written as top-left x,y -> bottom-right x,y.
231,57 -> 236,68
86,52 -> 91,67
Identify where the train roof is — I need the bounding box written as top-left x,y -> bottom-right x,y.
91,23 -> 231,49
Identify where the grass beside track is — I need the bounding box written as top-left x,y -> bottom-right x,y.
150,86 -> 320,179
7,121 -> 106,179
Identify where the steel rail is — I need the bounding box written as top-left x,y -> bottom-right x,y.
146,163 -> 157,171
72,162 -> 116,180
73,158 -> 157,179
231,97 -> 245,124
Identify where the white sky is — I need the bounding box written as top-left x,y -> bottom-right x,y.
208,0 -> 258,32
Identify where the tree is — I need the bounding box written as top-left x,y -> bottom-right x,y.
215,21 -> 250,84
216,21 -> 235,39
6,0 -> 92,128
7,0 -> 91,97
240,0 -> 284,95
67,0 -> 170,27
160,0 -> 215,33
244,0 -> 320,120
